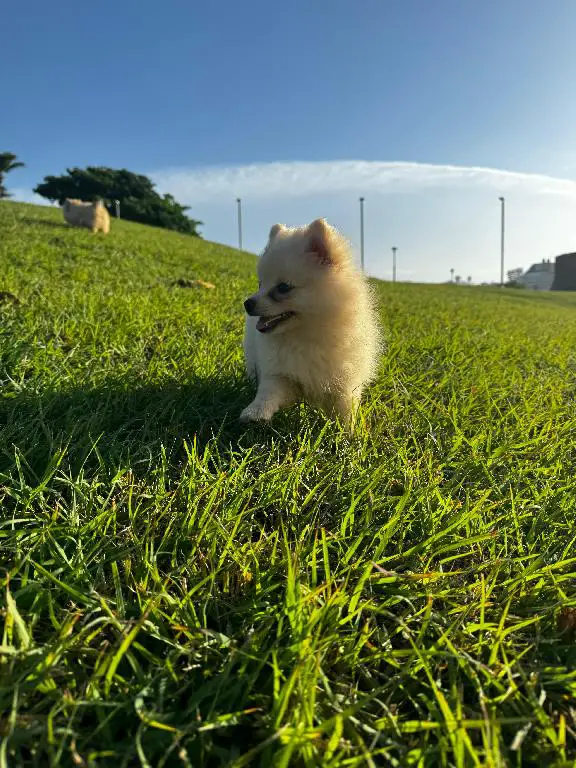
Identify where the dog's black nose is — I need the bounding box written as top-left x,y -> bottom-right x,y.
244,297 -> 257,315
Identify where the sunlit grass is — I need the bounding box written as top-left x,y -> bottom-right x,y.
1,201 -> 576,766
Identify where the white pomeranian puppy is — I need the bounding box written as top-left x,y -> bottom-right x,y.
241,218 -> 381,427
62,199 -> 110,234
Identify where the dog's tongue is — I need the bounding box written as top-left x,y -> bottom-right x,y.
255,312 -> 292,333
256,317 -> 270,332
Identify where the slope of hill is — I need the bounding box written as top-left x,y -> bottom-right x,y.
1,201 -> 576,765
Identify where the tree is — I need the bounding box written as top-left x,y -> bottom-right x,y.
34,166 -> 202,236
0,152 -> 25,199
505,267 -> 526,289
455,275 -> 462,284
507,267 -> 523,285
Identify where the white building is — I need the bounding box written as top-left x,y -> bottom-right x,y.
519,260 -> 555,291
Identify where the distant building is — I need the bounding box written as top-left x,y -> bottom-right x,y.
552,252 -> 576,291
519,259 -> 555,291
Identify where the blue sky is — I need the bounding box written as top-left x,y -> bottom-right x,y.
5,0 -> 576,282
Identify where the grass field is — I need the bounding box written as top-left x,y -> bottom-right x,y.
1,201 -> 576,767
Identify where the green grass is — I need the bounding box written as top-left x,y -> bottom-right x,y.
1,201 -> 576,767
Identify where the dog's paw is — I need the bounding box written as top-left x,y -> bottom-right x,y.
239,404 -> 271,423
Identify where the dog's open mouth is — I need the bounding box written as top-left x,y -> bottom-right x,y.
256,311 -> 295,333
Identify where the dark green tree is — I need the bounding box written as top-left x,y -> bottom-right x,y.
34,166 -> 202,236
0,153 -> 25,198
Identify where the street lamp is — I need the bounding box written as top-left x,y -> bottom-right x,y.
236,197 -> 243,250
499,196 -> 505,287
359,197 -> 365,271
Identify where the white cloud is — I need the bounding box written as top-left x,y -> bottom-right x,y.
152,160 -> 576,202
152,160 -> 576,283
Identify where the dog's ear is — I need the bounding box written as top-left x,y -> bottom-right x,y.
306,218 -> 335,266
269,223 -> 285,240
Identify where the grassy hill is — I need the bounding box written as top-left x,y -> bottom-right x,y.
1,201 -> 576,766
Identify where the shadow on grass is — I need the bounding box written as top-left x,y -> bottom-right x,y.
0,376 -> 270,478
16,216 -> 69,231
503,289 -> 576,308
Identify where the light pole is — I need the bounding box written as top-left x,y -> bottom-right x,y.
236,197 -> 243,251
359,197 -> 365,271
450,268 -> 455,283
499,196 -> 505,287
392,246 -> 397,282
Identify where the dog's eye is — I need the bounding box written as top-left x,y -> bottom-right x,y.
276,282 -> 292,295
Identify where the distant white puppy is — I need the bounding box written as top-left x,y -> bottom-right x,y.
241,218 -> 381,427
62,199 -> 110,234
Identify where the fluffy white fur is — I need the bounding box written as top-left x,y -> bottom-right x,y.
62,199 -> 110,234
241,218 -> 381,427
